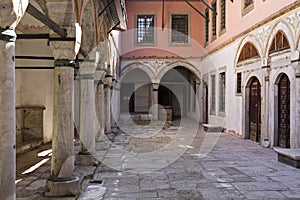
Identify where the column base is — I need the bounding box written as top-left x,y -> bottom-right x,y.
76,152 -> 99,166
45,176 -> 80,197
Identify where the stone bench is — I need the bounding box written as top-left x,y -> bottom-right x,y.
203,124 -> 223,132
273,147 -> 300,168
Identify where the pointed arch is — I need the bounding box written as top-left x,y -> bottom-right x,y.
238,42 -> 260,63
265,21 -> 295,57
235,35 -> 262,66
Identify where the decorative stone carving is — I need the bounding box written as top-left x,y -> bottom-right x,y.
287,12 -> 300,34
257,25 -> 271,46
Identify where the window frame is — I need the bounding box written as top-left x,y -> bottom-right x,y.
169,12 -> 191,46
218,71 -> 226,114
236,72 -> 242,95
211,0 -> 217,40
242,0 -> 254,16
204,8 -> 209,45
219,0 -> 226,35
134,13 -> 157,46
269,31 -> 290,54
210,73 -> 216,115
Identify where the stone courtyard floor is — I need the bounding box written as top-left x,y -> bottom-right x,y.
16,120 -> 300,199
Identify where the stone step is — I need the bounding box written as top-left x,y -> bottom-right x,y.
273,147 -> 300,168
203,124 -> 223,132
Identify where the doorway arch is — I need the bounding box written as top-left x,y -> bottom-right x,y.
158,66 -> 200,121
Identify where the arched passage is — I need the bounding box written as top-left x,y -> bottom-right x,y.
158,66 -> 200,121
120,68 -> 152,115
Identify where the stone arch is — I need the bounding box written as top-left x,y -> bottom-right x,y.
157,61 -> 201,82
235,34 -> 263,66
244,73 -> 263,89
121,62 -> 156,83
264,20 -> 295,57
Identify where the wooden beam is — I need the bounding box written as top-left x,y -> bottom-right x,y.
26,3 -> 67,37
184,0 -> 205,19
17,34 -> 49,39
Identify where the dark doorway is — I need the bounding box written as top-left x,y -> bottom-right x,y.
203,82 -> 208,124
249,78 -> 261,143
278,74 -> 290,148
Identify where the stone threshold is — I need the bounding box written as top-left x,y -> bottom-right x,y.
273,147 -> 300,168
203,124 -> 223,132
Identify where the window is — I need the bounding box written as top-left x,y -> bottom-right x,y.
238,42 -> 259,62
244,0 -> 253,9
210,74 -> 216,114
269,31 -> 290,54
205,8 -> 209,44
242,0 -> 254,16
211,1 -> 217,38
220,0 -> 226,32
136,15 -> 155,44
219,72 -> 225,112
171,14 -> 189,44
236,72 -> 242,94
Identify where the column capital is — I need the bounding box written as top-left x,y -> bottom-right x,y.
152,83 -> 160,91
0,28 -> 16,42
54,59 -> 75,68
50,40 -> 77,61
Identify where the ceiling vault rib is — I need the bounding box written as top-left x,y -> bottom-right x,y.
98,0 -> 115,17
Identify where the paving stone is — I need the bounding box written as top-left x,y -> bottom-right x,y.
17,121 -> 300,199
241,190 -> 287,199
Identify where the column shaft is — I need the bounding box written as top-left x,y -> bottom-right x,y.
0,31 -> 16,200
105,84 -> 111,133
152,83 -> 159,120
51,66 -> 75,178
79,77 -> 95,153
97,83 -> 105,136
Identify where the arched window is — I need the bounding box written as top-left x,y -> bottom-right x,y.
269,31 -> 290,54
238,42 -> 259,62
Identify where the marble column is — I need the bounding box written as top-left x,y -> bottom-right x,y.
0,1 -> 28,198
46,59 -> 79,196
0,28 -> 17,200
111,79 -> 118,133
261,64 -> 271,147
94,60 -> 107,140
152,83 -> 159,120
76,63 -> 98,166
46,57 -> 80,196
105,69 -> 112,133
105,83 -> 112,133
96,81 -> 105,137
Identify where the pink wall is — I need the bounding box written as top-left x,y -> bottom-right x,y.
204,0 -> 298,53
122,0 -> 298,58
121,0 -> 206,58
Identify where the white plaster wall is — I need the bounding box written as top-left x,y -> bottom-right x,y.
15,70 -> 54,143
15,37 -> 54,143
196,42 -> 243,134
